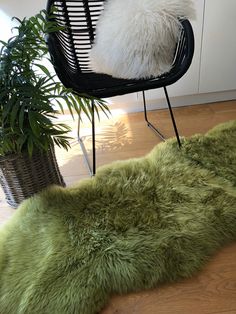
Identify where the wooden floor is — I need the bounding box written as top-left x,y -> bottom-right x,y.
1,100 -> 236,313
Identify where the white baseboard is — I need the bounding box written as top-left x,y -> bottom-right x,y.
109,90 -> 236,114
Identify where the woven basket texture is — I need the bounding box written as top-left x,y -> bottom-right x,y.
0,146 -> 65,208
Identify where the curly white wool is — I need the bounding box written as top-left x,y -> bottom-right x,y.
89,0 -> 195,79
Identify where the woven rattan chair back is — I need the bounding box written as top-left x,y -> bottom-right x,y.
47,0 -> 104,75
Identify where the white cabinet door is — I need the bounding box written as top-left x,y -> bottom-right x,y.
138,0 -> 205,108
199,0 -> 236,93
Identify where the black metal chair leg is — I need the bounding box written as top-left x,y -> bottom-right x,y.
77,99 -> 96,176
91,99 -> 96,175
142,91 -> 165,141
163,86 -> 182,147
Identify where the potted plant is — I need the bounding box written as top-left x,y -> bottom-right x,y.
0,10 -> 108,208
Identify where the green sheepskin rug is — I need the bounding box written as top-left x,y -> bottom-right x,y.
0,120 -> 236,314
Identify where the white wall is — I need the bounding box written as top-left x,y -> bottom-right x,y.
0,0 -> 47,40
0,0 -> 47,18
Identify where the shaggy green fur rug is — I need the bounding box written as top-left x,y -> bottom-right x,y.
0,121 -> 236,314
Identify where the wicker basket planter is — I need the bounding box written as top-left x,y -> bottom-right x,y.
0,146 -> 65,208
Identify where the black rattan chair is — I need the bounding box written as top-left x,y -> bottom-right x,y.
46,0 -> 195,176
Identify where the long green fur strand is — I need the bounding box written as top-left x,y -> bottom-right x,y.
0,120 -> 236,313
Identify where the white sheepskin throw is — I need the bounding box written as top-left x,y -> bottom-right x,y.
89,0 -> 195,79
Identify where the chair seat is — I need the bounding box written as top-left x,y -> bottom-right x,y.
46,4 -> 194,99
64,66 -> 181,98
